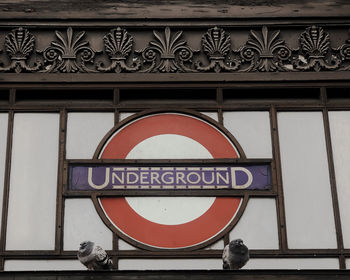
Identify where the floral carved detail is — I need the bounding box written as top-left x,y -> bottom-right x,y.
196,27 -> 239,72
140,27 -> 196,73
41,27 -> 96,73
0,27 -> 41,73
340,41 -> 350,61
294,26 -> 341,72
97,27 -> 140,73
240,26 -> 292,72
338,30 -> 350,70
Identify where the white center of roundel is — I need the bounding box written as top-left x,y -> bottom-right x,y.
125,134 -> 216,225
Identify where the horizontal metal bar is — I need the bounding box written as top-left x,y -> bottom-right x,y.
0,72 -> 350,84
1,270 -> 350,280
1,18 -> 350,28
0,82 -> 348,89
63,190 -> 276,197
2,248 -> 344,258
3,104 -> 350,112
67,158 -> 273,165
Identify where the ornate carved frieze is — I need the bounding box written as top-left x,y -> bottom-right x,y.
339,30 -> 350,71
140,27 -> 196,73
196,27 -> 239,72
0,25 -> 350,73
293,26 -> 341,72
40,27 -> 97,73
0,27 -> 41,73
239,26 -> 292,72
97,27 -> 140,73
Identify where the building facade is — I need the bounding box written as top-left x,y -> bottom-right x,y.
0,0 -> 350,278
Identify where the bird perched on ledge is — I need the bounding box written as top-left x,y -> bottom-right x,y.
222,239 -> 249,270
77,241 -> 113,271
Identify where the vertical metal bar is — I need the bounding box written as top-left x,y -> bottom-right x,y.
114,88 -> 120,126
320,87 -> 327,105
55,109 -> 67,254
322,107 -> 345,269
218,87 -> 227,245
218,109 -> 224,125
270,106 -> 288,252
340,255 -> 346,270
113,97 -> 120,269
9,89 -> 15,106
216,88 -> 223,105
223,233 -> 230,246
113,88 -> 120,106
217,88 -> 223,125
0,89 -> 14,271
112,234 -> 119,270
114,110 -> 120,126
0,110 -> 14,266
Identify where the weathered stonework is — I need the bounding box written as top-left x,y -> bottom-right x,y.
0,25 -> 349,74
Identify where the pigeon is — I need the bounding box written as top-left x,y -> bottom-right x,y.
77,241 -> 113,271
222,239 -> 249,270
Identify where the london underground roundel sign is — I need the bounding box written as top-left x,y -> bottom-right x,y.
90,111 -> 247,250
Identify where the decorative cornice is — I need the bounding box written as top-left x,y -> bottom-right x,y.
0,25 -> 349,74
97,27 -> 141,73
140,27 -> 197,73
40,27 -> 97,73
196,26 -> 239,73
239,26 -> 292,72
0,27 -> 41,73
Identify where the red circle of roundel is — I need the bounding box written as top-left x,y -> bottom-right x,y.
98,113 -> 242,249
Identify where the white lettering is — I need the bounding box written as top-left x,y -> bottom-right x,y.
176,172 -> 186,184
140,172 -> 149,184
202,171 -> 215,184
161,172 -> 174,184
150,172 -> 161,185
112,171 -> 124,184
231,167 -> 253,189
216,171 -> 230,184
187,172 -> 201,184
88,167 -> 110,190
127,172 -> 139,184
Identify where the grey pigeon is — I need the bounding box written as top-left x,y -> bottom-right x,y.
222,239 -> 249,270
77,241 -> 113,270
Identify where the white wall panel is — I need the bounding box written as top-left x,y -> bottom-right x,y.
119,112 -> 134,122
229,198 -> 279,249
346,258 -> 350,269
243,258 -> 339,269
4,260 -> 85,271
329,111 -> 350,248
278,112 -> 337,249
6,113 -> 59,250
119,259 -> 222,270
119,112 -> 218,122
119,239 -> 139,250
64,199 -> 113,250
66,113 -> 114,159
201,112 -> 218,122
0,114 -> 8,232
223,111 -> 272,158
